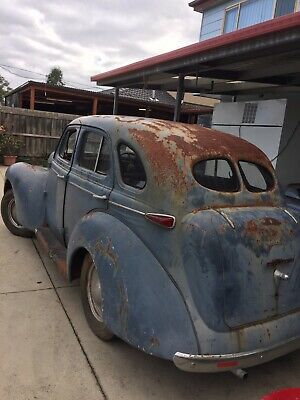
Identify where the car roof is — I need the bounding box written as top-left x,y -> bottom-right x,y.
69,115 -> 280,211
70,115 -> 271,168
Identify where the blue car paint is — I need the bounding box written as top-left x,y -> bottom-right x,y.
5,162 -> 48,230
3,115 -> 300,364
67,212 -> 199,359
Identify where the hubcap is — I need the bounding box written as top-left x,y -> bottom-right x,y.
7,198 -> 22,228
87,263 -> 103,322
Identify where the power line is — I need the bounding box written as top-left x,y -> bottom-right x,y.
0,63 -> 104,91
0,65 -> 40,80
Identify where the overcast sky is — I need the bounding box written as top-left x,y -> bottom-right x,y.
0,1 -> 201,91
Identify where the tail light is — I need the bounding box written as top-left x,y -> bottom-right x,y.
145,213 -> 176,229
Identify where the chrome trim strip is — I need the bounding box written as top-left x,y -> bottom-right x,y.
109,200 -> 145,216
216,209 -> 235,229
173,334 -> 300,373
68,180 -> 111,196
283,208 -> 298,224
109,201 -> 176,228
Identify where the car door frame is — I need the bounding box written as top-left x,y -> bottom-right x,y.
46,124 -> 81,243
63,125 -> 114,243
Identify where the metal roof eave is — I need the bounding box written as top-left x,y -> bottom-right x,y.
91,13 -> 300,94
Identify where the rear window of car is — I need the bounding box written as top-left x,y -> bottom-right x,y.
239,161 -> 274,192
193,158 -> 239,192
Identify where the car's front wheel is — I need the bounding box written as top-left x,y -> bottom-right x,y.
1,189 -> 34,238
80,254 -> 114,341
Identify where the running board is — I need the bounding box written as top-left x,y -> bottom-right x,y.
35,227 -> 68,279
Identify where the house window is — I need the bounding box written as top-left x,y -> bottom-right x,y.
223,0 -> 295,34
224,6 -> 239,33
275,0 -> 296,17
238,0 -> 274,29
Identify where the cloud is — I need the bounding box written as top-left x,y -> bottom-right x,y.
0,0 -> 200,89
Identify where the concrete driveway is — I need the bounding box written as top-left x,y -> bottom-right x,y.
0,166 -> 299,400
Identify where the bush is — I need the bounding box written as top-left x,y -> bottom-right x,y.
0,126 -> 22,155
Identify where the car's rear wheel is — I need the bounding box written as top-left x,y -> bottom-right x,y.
1,189 -> 34,238
80,254 -> 114,341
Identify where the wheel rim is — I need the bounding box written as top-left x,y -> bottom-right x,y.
7,198 -> 22,228
87,263 -> 103,322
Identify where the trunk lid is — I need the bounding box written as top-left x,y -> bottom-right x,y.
216,207 -> 300,328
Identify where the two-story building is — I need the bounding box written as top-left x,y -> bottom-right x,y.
190,0 -> 300,40
188,0 -> 300,188
91,5 -> 300,189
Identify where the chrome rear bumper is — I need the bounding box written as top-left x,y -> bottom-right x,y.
173,335 -> 300,373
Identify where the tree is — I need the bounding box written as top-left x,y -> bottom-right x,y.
0,75 -> 11,105
46,67 -> 65,86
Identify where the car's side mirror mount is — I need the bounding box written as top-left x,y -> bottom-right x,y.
48,152 -> 54,168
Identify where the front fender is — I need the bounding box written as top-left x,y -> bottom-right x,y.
67,211 -> 199,360
5,162 -> 48,230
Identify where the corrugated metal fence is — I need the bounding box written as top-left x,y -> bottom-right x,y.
0,106 -> 79,159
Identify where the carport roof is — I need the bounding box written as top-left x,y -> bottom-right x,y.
91,13 -> 300,96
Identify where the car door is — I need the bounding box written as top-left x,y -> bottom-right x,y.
63,126 -> 113,243
46,126 -> 79,243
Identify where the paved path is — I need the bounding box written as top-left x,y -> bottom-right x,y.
0,166 -> 299,400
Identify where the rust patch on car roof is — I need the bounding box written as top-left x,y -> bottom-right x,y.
124,118 -> 274,194
126,118 -> 272,166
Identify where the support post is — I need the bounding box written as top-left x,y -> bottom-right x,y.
19,93 -> 23,108
92,97 -> 98,115
173,75 -> 185,122
29,87 -> 35,110
113,87 -> 119,115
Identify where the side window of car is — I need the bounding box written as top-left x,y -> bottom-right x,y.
58,128 -> 77,162
77,130 -> 111,176
96,138 -> 110,175
78,131 -> 103,171
118,143 -> 146,189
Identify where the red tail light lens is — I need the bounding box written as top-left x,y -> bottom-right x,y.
145,213 -> 176,229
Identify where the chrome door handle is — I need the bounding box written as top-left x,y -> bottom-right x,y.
93,194 -> 108,201
274,269 -> 289,281
57,174 -> 65,180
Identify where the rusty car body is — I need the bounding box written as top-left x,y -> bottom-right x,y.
2,115 -> 300,375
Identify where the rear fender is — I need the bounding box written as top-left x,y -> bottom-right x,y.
5,163 -> 48,230
67,211 -> 198,360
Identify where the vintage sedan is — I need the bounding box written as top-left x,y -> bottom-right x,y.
1,115 -> 300,377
